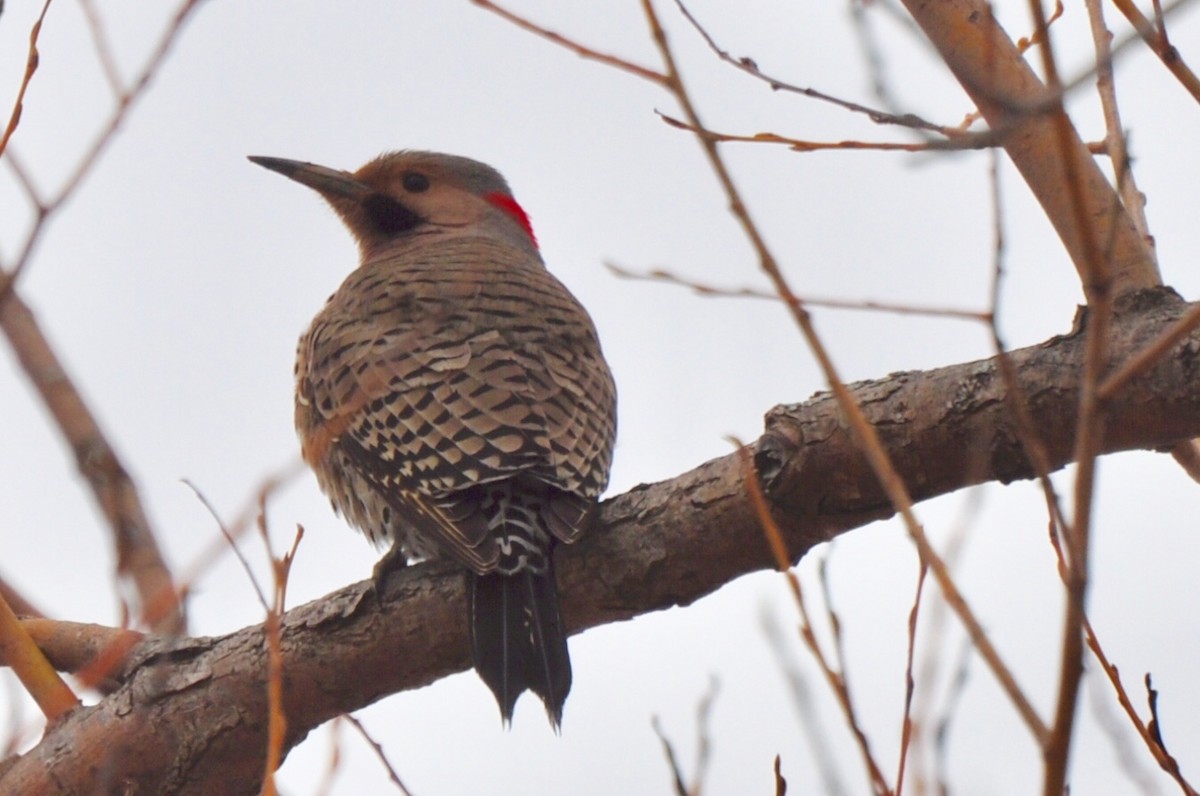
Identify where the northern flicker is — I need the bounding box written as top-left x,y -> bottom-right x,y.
249,150 -> 617,728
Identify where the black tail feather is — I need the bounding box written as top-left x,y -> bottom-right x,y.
468,569 -> 571,729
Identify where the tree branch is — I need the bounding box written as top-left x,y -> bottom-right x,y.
3,287 -> 1198,795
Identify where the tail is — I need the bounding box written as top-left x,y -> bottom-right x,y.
468,567 -> 572,729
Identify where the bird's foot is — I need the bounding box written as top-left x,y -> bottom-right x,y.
371,545 -> 408,607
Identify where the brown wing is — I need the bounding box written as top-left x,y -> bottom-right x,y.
296,237 -> 616,569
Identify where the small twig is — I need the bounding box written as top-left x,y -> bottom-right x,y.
904,499 -> 975,793
1014,0 -> 1065,53
651,716 -> 691,796
1098,302 -> 1200,401
690,677 -> 719,796
985,205 -> 1188,796
1085,670 -> 1158,794
2,0 -> 204,294
344,714 -> 416,795
3,149 -> 44,208
932,636 -> 975,793
847,0 -> 901,111
734,443 -> 892,795
0,0 -> 52,162
606,262 -> 988,321
894,561 -> 927,796
176,462 -> 305,589
1109,0 -> 1200,103
759,604 -> 848,795
471,0 -> 667,85
259,486 -> 304,796
1029,0 -> 1113,783
672,0 -> 955,136
656,110 -> 1003,152
648,678 -> 719,796
1084,0 -> 1154,255
1084,630 -> 1199,794
1143,674 -> 1195,791
313,717 -> 344,796
77,0 -> 124,97
183,479 -> 269,612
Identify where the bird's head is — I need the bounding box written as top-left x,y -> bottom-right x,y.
249,150 -> 539,262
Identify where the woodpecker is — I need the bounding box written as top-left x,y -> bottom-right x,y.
249,151 -> 617,728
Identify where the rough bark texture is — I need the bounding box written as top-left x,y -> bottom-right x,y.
4,287 -> 1199,794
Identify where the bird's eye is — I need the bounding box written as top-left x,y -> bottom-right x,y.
402,172 -> 430,193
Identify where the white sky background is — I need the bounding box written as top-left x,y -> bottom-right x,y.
2,1 -> 1200,793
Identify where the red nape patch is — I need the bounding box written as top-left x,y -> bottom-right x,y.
485,192 -> 538,248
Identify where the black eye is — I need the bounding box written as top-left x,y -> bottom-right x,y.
402,172 -> 430,193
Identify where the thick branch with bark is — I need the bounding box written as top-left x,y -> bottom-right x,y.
3,287 -> 1198,794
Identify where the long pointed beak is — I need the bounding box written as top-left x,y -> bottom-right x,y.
248,156 -> 372,200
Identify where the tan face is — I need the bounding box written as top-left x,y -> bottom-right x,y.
352,158 -> 493,236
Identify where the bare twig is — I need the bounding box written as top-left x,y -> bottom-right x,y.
760,604 -> 848,795
1085,628 -> 1199,794
77,0 -> 123,97
183,479 -> 269,612
1143,674 -> 1196,791
344,714 -> 416,796
259,495 -> 304,796
690,677 -> 718,796
982,150 -> 1071,540
651,716 -> 691,796
0,0 -> 52,162
672,0 -> 956,136
313,717 -> 344,796
1109,0 -> 1200,103
904,500 -> 975,794
847,0 -> 902,111
894,562 -> 928,796
605,262 -> 987,321
1084,0 -> 1154,251
656,111 -> 1001,152
471,0 -> 667,85
2,0 -> 204,293
933,637 -> 975,793
1098,302 -> 1200,401
734,443 -> 892,795
648,678 -> 719,796
1085,673 -> 1159,795
180,462 -> 306,584
1017,0 -> 1115,787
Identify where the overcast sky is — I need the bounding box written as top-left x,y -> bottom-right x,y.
3,1 -> 1200,793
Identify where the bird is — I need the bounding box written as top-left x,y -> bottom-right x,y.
249,150 -> 617,729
